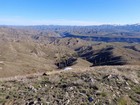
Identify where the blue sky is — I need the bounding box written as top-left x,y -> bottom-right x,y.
0,0 -> 140,25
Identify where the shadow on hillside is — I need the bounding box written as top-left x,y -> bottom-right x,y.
76,46 -> 126,66
124,46 -> 140,52
55,57 -> 77,69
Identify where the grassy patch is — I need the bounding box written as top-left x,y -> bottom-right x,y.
132,85 -> 140,94
118,97 -> 127,105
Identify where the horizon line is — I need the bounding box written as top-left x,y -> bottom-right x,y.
0,23 -> 140,27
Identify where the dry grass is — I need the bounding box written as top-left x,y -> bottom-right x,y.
0,65 -> 139,105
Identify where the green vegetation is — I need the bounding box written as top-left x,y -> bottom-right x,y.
132,85 -> 140,94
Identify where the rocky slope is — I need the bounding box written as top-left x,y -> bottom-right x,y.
0,66 -> 139,105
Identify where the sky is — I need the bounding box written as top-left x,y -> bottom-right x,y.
0,0 -> 140,25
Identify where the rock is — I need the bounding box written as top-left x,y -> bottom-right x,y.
112,94 -> 116,98
66,99 -> 70,105
46,102 -> 50,104
95,91 -> 102,96
39,84 -> 42,88
69,87 -> 74,90
45,84 -> 47,87
79,93 -> 87,97
65,92 -> 69,98
90,78 -> 95,83
34,101 -> 38,104
133,79 -> 139,84
125,82 -> 129,86
125,87 -> 131,90
108,75 -> 112,79
28,85 -> 37,92
110,86 -> 113,91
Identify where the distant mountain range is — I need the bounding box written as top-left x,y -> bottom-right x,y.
1,24 -> 140,43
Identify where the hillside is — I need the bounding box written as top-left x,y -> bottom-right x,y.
76,42 -> 140,66
0,26 -> 140,77
0,66 -> 139,105
0,37 -> 84,77
0,36 -> 140,77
